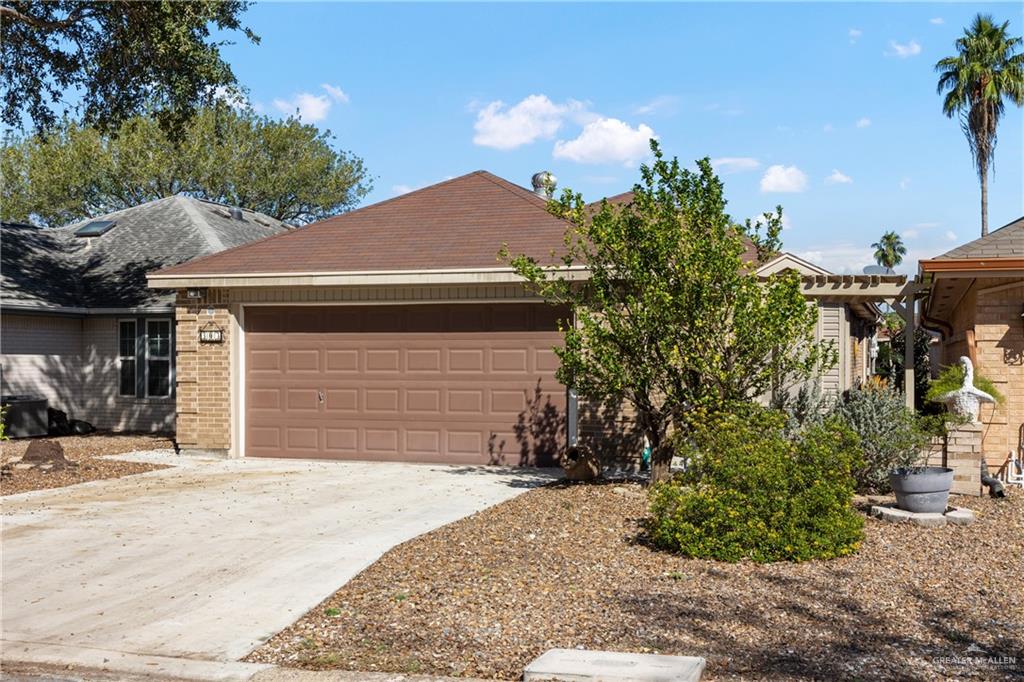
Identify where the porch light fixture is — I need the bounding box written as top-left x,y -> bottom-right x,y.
186,288 -> 206,299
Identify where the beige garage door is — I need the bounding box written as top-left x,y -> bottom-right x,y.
244,303 -> 568,465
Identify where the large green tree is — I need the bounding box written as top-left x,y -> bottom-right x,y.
1,107 -> 371,226
505,142 -> 832,482
871,230 -> 907,271
936,14 -> 1024,237
1,1 -> 257,133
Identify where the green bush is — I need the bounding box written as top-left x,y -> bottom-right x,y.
925,362 -> 1005,406
645,409 -> 864,563
829,379 -> 931,493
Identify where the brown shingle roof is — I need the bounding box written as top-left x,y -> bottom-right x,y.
934,216 -> 1024,259
154,172 -> 571,276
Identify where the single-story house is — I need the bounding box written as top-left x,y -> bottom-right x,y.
1,196 -> 291,433
148,172 -> 879,465
920,216 -> 1024,471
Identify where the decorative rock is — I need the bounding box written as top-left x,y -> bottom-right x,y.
911,513 -> 948,529
870,505 -> 914,523
524,648 -> 705,682
562,446 -> 601,482
869,504 -> 976,528
945,507 -> 977,526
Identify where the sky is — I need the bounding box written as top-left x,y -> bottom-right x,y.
218,1 -> 1024,274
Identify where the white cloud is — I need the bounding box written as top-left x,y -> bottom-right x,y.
823,123 -> 834,133
849,28 -> 863,43
945,230 -> 958,241
632,95 -> 680,116
900,177 -> 911,190
825,169 -> 853,185
749,212 -> 793,230
795,244 -> 875,274
711,157 -> 761,174
886,40 -> 922,58
321,83 -> 349,103
856,117 -> 872,128
212,85 -> 248,110
472,95 -> 586,150
553,117 -> 656,166
930,17 -> 944,25
903,228 -> 920,239
273,92 -> 332,122
392,184 -> 417,196
760,165 -> 808,193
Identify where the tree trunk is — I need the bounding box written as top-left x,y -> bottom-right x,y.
980,166 -> 989,237
649,442 -> 674,483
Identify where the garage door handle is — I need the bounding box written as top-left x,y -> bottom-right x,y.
317,390 -> 324,403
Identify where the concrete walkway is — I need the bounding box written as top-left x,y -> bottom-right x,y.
2,453 -> 558,665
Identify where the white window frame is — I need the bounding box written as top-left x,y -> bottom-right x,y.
145,318 -> 173,398
117,318 -> 137,398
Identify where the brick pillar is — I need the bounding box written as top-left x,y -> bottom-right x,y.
175,291 -> 232,457
945,421 -> 983,496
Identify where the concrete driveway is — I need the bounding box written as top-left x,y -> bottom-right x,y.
2,453 -> 557,663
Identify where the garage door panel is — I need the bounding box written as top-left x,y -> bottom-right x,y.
325,349 -> 359,372
245,303 -> 567,464
364,428 -> 399,453
325,428 -> 358,453
405,389 -> 441,413
366,349 -> 400,372
324,388 -> 358,412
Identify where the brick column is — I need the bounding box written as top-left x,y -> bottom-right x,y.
175,291 -> 232,457
945,421 -> 983,496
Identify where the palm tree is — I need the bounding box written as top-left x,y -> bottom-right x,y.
936,14 -> 1024,237
872,231 -> 907,272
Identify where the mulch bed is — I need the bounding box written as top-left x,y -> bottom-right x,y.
1,433 -> 173,495
249,482 -> 1024,681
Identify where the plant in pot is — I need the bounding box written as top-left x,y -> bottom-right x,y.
887,357 -> 1004,513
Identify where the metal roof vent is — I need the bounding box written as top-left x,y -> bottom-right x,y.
531,171 -> 557,198
229,207 -> 244,220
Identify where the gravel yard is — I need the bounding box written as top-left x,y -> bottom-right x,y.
249,481 -> 1024,681
1,433 -> 173,495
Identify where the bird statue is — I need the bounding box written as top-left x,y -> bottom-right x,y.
939,356 -> 995,422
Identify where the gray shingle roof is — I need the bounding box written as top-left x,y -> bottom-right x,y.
2,196 -> 290,311
935,216 -> 1024,259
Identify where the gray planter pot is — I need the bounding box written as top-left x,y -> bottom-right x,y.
889,467 -> 954,514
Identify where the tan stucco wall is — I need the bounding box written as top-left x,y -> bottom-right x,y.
938,277 -> 1024,468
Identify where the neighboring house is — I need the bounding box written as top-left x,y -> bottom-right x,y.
920,216 -> 1024,470
147,172 -> 879,465
1,196 -> 291,432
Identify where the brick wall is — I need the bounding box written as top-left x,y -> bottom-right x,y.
923,422 -> 983,496
940,278 -> 1024,469
175,291 -> 232,455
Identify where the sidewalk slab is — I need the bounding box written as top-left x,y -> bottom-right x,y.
524,648 -> 705,682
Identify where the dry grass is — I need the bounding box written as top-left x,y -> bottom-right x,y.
1,433 -> 173,495
250,482 -> 1024,681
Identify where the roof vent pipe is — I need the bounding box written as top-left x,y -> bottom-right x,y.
229,207 -> 244,220
531,171 -> 557,199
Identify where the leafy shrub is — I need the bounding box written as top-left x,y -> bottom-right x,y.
925,362 -> 1005,405
645,409 -> 864,563
829,379 -> 930,493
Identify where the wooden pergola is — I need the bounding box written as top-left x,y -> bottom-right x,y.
798,273 -> 928,409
